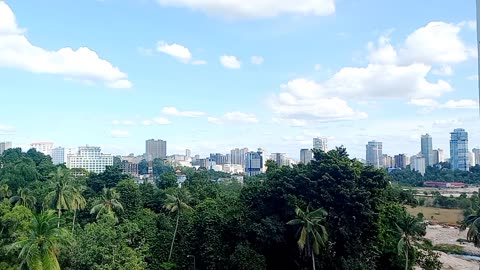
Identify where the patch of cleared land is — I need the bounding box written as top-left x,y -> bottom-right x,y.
406,206 -> 463,224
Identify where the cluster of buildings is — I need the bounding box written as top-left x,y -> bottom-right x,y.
0,128 -> 477,178
364,128 -> 475,175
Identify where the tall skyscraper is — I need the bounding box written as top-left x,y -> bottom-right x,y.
257,148 -> 267,173
473,148 -> 480,165
432,149 -> 445,164
313,137 -> 328,152
230,148 -> 248,167
394,154 -> 408,169
67,146 -> 113,173
410,155 -> 426,175
300,149 -> 313,164
146,139 -> 167,161
271,153 -> 287,166
469,152 -> 476,168
209,153 -> 229,165
245,150 -> 263,176
366,141 -> 382,168
0,141 -> 12,154
421,134 -> 433,167
185,149 -> 191,159
450,128 -> 469,171
30,142 -> 54,156
382,154 -> 394,168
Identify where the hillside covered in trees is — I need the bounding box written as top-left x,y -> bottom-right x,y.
0,147 -> 443,270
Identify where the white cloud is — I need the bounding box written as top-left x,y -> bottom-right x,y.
251,56 -> 264,65
432,119 -> 463,127
0,2 -> 132,89
223,112 -> 259,123
162,106 -> 206,117
431,65 -> 453,76
220,55 -> 241,69
272,118 -> 307,127
112,119 -> 136,125
0,124 -> 15,134
314,64 -> 322,71
143,120 -> 153,126
111,129 -> 130,138
409,99 -> 478,109
112,120 -> 121,125
157,41 -> 192,63
156,41 -> 206,65
156,0 -> 335,19
152,117 -> 171,125
468,75 -> 479,81
208,112 -> 259,124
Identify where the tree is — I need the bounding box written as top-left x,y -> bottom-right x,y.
90,187 -> 124,221
287,205 -> 328,270
45,168 -> 74,227
396,211 -> 425,270
0,184 -> 12,200
461,204 -> 480,247
8,210 -> 71,270
10,188 -> 36,209
70,186 -> 86,233
164,190 -> 192,262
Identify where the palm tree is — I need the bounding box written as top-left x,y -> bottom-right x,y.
461,205 -> 480,247
70,186 -> 86,233
44,168 -> 74,227
8,210 -> 71,270
10,187 -> 36,209
90,187 -> 123,221
164,190 -> 192,262
0,184 -> 12,199
395,211 -> 425,270
287,205 -> 328,270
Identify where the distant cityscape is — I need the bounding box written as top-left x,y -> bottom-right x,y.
0,128 -> 476,177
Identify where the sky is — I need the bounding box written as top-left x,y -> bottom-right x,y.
0,0 -> 478,160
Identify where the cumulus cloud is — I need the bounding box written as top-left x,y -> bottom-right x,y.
251,56 -> 264,65
156,41 -> 206,65
409,99 -> 478,109
162,106 -> 206,117
152,117 -> 171,125
0,1 -> 132,89
156,0 -> 335,19
208,112 -> 259,124
220,55 -> 241,69
111,130 -> 130,138
269,21 -> 474,124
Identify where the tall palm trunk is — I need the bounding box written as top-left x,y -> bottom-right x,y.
311,249 -> 316,270
72,209 -> 77,233
168,211 -> 180,261
57,209 -> 61,228
404,249 -> 408,270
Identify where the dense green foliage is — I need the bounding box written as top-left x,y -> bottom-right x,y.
0,147 -> 441,269
390,162 -> 480,186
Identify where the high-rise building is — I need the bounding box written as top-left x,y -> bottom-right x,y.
271,153 -> 287,166
185,149 -> 191,159
394,154 -> 408,169
410,155 -> 426,175
209,153 -> 229,165
257,148 -> 267,173
300,149 -> 313,164
382,154 -> 394,168
421,134 -> 433,167
313,137 -> 328,152
245,151 -> 263,177
450,128 -> 469,171
473,148 -> 480,166
30,142 -> 54,156
366,141 -> 382,168
51,147 -> 65,165
0,141 -> 12,154
67,146 -> 113,173
230,148 -> 248,167
432,149 -> 445,165
469,152 -> 476,168
145,139 -> 167,161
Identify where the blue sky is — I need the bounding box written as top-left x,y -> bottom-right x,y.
0,0 -> 478,160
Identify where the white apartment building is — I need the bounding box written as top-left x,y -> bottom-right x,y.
410,155 -> 426,176
67,146 -> 113,174
51,147 -> 77,165
31,142 -> 54,156
0,141 -> 12,154
313,137 -> 328,152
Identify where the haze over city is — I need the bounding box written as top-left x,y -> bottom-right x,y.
0,0 -> 478,159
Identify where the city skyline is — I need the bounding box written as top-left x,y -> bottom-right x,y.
0,1 -> 478,160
